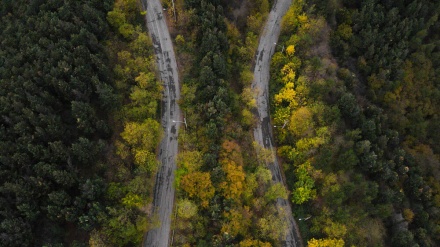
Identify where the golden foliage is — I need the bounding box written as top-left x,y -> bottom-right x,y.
281,0 -> 305,33
121,192 -> 143,208
308,238 -> 344,247
403,208 -> 415,223
239,239 -> 272,247
241,108 -> 254,127
240,69 -> 255,86
281,63 -> 297,83
288,106 -> 314,137
221,140 -> 244,165
121,120 -> 161,151
274,82 -> 298,108
221,207 -> 251,237
133,149 -> 156,172
175,34 -> 185,45
220,161 -> 246,201
297,14 -> 308,25
180,172 -> 215,208
241,87 -> 257,108
286,45 -> 296,56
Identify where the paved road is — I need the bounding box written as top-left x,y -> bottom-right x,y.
251,0 -> 303,246
142,0 -> 181,246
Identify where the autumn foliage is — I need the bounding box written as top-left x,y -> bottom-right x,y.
180,172 -> 215,208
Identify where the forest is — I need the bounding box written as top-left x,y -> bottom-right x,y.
1,0 -> 161,246
269,0 -> 440,246
1,0 -> 439,246
0,0 -> 115,245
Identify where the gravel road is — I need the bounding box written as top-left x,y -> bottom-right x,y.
142,0 -> 181,246
251,0 -> 304,246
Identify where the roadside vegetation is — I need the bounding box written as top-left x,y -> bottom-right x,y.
89,0 -> 162,245
167,0 -> 293,246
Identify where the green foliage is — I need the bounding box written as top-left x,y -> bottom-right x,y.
177,199 -> 198,219
96,206 -> 149,246
289,107 -> 314,137
258,207 -> 288,242
268,1 -> 440,245
335,23 -> 352,40
121,120 -> 161,151
281,0 -> 305,34
107,9 -> 126,28
93,0 -> 163,244
171,0 -> 297,245
291,162 -> 316,204
338,93 -> 361,125
264,183 -> 288,203
0,0 -> 114,244
391,230 -> 416,247
319,0 -> 440,245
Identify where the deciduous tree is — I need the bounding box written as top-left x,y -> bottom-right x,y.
180,172 -> 215,208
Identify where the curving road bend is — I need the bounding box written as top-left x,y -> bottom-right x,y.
142,0 -> 181,246
251,0 -> 303,246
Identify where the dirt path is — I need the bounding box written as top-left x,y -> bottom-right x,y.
251,0 -> 303,246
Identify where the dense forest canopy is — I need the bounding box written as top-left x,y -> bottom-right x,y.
1,0 -> 440,246
0,0 -> 161,246
0,0 -> 114,245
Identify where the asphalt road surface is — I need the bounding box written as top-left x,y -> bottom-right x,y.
142,0 -> 181,246
251,0 -> 304,246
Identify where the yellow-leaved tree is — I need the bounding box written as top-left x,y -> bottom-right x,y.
219,140 -> 246,201
281,62 -> 297,84
220,140 -> 244,165
281,0 -> 305,34
307,238 -> 344,247
274,82 -> 298,108
239,239 -> 272,247
286,45 -> 295,57
288,106 -> 314,137
221,207 -> 251,238
220,161 -> 246,201
120,120 -> 161,172
121,119 -> 161,151
180,172 -> 215,208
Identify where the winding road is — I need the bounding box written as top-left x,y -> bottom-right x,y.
252,0 -> 303,246
141,0 -> 301,245
142,0 -> 181,246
